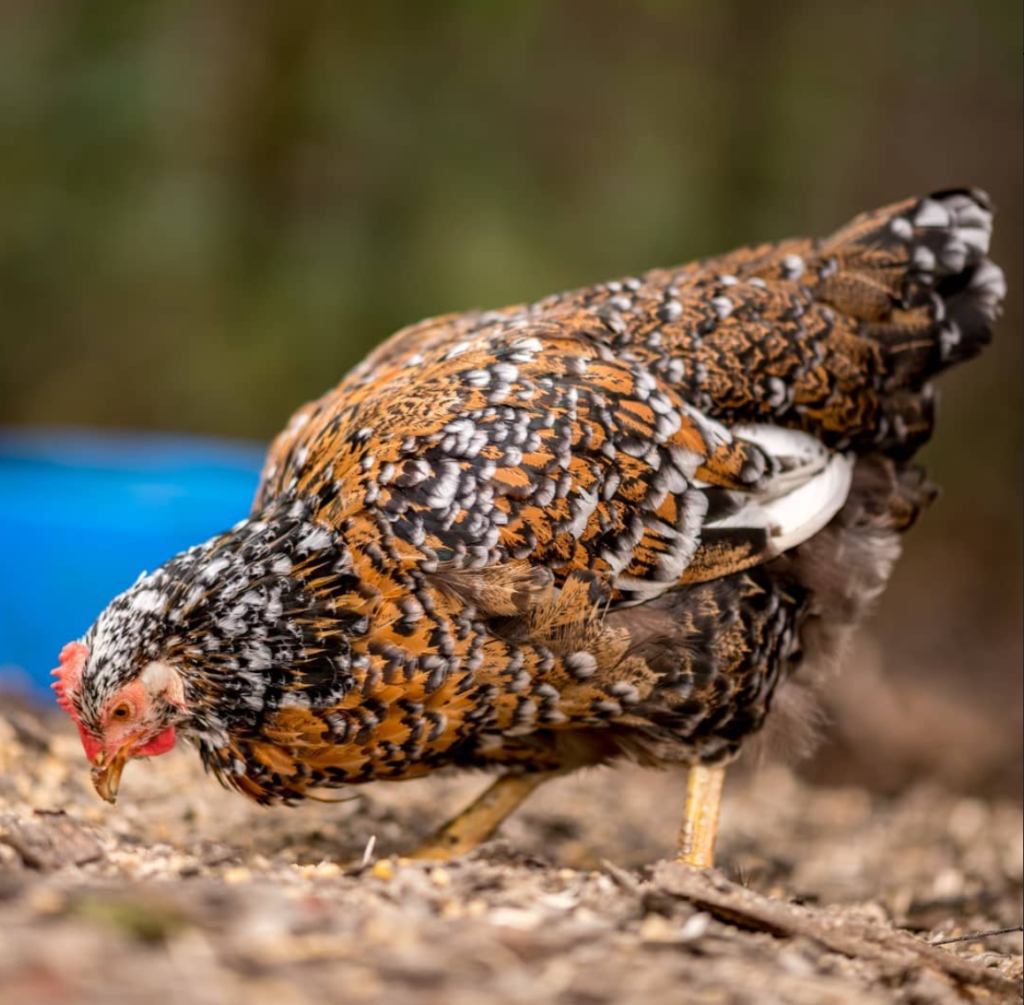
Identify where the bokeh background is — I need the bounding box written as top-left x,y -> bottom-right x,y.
1,1 -> 1020,796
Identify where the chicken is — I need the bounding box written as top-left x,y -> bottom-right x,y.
53,190 -> 1004,867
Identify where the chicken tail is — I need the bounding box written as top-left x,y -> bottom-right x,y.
815,188 -> 1005,456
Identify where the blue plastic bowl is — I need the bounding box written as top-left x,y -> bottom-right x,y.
0,427 -> 265,699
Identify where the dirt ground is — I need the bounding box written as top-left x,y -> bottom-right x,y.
0,706 -> 1020,1005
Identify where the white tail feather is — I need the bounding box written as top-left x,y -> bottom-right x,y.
707,425 -> 854,556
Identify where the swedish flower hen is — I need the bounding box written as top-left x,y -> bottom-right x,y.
54,190 -> 1004,866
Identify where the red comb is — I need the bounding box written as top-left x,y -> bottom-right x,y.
51,641 -> 88,719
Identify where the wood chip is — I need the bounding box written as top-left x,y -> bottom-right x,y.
0,810 -> 104,870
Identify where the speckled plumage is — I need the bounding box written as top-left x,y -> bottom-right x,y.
58,190 -> 1004,811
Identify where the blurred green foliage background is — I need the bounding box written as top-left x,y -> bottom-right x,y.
0,0 -> 1020,791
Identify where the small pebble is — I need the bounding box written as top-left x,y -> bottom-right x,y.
27,886 -> 66,914
679,912 -> 711,942
639,914 -> 677,942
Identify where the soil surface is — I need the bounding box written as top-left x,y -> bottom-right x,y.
1,707 -> 1021,1005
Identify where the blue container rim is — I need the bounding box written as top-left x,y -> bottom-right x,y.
0,424 -> 267,471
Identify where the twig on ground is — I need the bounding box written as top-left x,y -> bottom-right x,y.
930,925 -> 1023,946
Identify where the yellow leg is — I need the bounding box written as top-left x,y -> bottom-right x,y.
677,763 -> 726,868
410,771 -> 557,861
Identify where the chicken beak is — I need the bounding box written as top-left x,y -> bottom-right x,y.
90,741 -> 136,804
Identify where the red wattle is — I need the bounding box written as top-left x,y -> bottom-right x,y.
78,728 -> 103,762
134,726 -> 177,757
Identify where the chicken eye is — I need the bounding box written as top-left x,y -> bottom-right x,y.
111,702 -> 133,720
